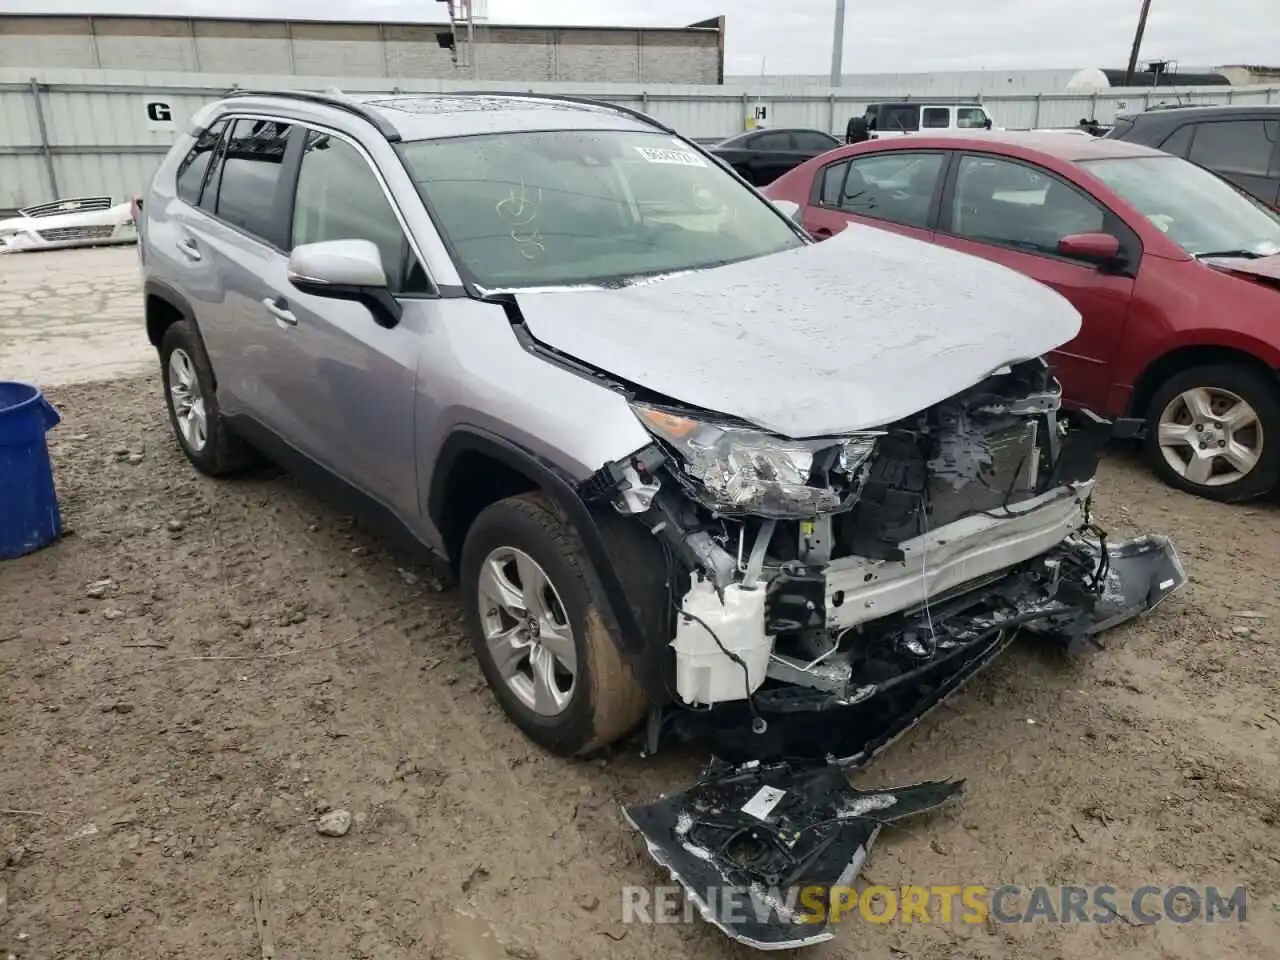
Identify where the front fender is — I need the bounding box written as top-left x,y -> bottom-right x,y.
429,427 -> 657,680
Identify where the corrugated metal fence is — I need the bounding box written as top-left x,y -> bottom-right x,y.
2,67 -> 1277,211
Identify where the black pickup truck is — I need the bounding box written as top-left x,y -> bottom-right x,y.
707,128 -> 842,186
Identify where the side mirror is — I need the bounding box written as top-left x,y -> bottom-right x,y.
1057,232 -> 1122,266
287,239 -> 403,328
770,199 -> 803,223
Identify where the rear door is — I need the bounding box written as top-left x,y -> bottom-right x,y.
800,150 -> 948,243
264,126 -> 434,512
933,153 -> 1139,411
745,130 -> 804,185
1183,119 -> 1280,208
177,116 -> 300,422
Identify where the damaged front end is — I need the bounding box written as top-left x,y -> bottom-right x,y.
581,358 -> 1185,949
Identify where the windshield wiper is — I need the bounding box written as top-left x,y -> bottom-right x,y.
1196,249 -> 1263,260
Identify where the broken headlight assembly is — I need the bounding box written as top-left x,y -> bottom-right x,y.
630,402 -> 880,519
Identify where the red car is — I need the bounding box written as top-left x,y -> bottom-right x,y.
764,132 -> 1280,502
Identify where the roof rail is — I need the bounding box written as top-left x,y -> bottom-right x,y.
441,90 -> 676,135
220,88 -> 402,141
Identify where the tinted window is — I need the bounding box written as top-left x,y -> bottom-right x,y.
841,152 -> 944,228
175,119 -> 227,206
398,129 -> 802,288
212,118 -> 292,244
1158,124 -> 1195,157
292,131 -> 428,295
956,107 -> 989,130
922,107 -> 950,129
818,160 -> 850,206
1188,120 -> 1279,177
951,155 -> 1105,256
750,131 -> 792,151
880,105 -> 920,132
793,131 -> 838,152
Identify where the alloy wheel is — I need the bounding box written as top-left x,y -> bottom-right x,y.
476,547 -> 577,717
1157,386 -> 1262,488
168,348 -> 208,453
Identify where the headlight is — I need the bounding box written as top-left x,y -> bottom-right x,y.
630,402 -> 879,518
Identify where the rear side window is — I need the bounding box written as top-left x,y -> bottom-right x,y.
750,131 -> 792,151
956,107 -> 989,130
922,108 -> 950,129
1188,120 -> 1279,177
793,131 -> 838,152
175,119 -> 227,205
211,118 -> 293,245
1158,124 -> 1195,157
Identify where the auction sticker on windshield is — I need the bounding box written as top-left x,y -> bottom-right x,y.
635,146 -> 707,166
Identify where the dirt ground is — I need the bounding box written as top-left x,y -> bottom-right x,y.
2,249 -> 1279,960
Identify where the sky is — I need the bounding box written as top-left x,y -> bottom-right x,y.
1,0 -> 1277,75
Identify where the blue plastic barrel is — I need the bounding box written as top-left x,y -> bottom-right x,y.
0,381 -> 63,560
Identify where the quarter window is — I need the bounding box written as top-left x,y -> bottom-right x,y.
211,118 -> 293,245
956,107 -> 989,130
879,105 -> 920,133
950,155 -> 1106,257
291,130 -> 428,294
818,160 -> 850,206
1187,120 -> 1279,177
1158,124 -> 1195,158
175,119 -> 227,206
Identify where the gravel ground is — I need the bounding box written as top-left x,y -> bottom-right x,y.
2,252 -> 1279,960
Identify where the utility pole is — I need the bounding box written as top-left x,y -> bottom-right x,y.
1124,0 -> 1153,86
829,0 -> 846,87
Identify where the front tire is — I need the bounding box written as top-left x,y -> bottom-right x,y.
1143,363 -> 1280,502
460,492 -> 648,757
159,320 -> 253,476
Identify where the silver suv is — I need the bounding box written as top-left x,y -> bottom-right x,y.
138,90 -> 1184,766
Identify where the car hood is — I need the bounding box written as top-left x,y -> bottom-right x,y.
513,224 -> 1082,438
1204,252 -> 1280,286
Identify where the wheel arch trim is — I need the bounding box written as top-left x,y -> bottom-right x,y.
428,427 -> 655,677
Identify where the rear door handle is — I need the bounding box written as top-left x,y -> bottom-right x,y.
262,296 -> 297,327
177,236 -> 201,262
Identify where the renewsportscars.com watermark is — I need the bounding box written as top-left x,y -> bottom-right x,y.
621,884 -> 1248,926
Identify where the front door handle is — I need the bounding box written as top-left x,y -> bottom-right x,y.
177,236 -> 201,262
262,296 -> 297,327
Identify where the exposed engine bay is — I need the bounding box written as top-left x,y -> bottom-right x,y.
580,358 -> 1186,950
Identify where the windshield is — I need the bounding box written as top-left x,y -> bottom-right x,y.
1079,155 -> 1280,258
396,130 -> 803,289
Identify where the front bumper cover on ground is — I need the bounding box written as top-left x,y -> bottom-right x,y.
624,532 -> 1185,950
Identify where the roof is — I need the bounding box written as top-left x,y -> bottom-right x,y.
865,131 -> 1168,161
362,94 -> 659,140
221,90 -> 665,141
0,11 -> 723,34
1118,103 -> 1280,120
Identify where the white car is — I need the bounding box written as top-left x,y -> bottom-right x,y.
0,197 -> 137,254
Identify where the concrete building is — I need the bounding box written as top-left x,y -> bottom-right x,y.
0,13 -> 726,85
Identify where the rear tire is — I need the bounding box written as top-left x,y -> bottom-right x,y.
159,320 -> 254,476
460,492 -> 648,757
1143,363 -> 1280,502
